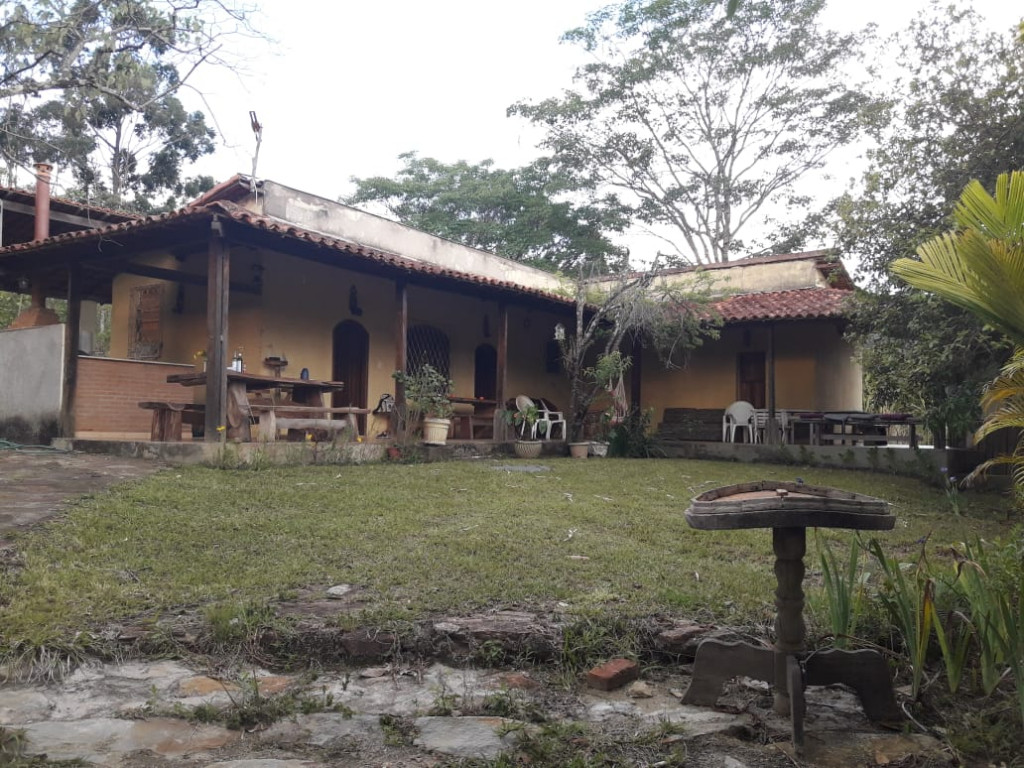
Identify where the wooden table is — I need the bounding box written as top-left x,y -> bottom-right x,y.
448,396 -> 498,440
787,412 -> 918,448
167,371 -> 345,441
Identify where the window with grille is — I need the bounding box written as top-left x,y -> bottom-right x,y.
128,284 -> 163,360
407,325 -> 450,377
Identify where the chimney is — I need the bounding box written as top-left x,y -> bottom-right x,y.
9,162 -> 60,328
34,162 -> 53,241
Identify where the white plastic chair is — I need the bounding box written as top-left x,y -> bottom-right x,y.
754,409 -> 790,444
515,395 -> 540,439
723,401 -> 756,443
534,397 -> 567,441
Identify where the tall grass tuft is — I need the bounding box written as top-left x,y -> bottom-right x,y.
865,538 -> 936,700
817,532 -> 867,648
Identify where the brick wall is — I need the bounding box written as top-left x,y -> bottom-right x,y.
76,357 -> 196,437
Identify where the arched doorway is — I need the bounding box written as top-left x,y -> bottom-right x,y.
332,320 -> 369,434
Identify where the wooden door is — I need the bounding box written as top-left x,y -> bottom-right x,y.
332,320 -> 369,433
474,344 -> 497,399
737,351 -> 766,409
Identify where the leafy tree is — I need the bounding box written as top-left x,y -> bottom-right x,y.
8,67 -> 217,211
892,171 -> 1024,503
349,153 -> 630,273
0,0 -> 250,210
0,0 -> 249,107
841,2 -> 1024,290
557,264 -> 719,441
0,291 -> 28,329
836,2 -> 1023,443
509,0 -> 873,264
845,291 -> 1010,446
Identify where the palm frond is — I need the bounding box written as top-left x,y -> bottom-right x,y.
891,171 -> 1024,346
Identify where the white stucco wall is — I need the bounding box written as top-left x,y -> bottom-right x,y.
654,258 -> 828,295
0,324 -> 64,441
257,181 -> 566,294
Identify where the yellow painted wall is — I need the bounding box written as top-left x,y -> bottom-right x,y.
506,305 -> 572,410
258,251 -> 394,404
107,248 -> 858,430
640,320 -> 862,425
110,250 -> 263,368
109,247 -> 576,418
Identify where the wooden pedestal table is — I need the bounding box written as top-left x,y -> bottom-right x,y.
681,481 -> 901,756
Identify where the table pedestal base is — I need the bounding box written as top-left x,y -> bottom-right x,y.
682,640 -> 901,754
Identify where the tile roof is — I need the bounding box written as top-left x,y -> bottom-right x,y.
0,200 -> 576,307
0,195 -> 855,322
0,184 -> 138,223
714,287 -> 852,323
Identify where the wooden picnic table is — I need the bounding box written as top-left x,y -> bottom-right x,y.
166,370 -> 346,441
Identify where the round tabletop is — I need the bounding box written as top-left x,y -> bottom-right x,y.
685,480 -> 894,531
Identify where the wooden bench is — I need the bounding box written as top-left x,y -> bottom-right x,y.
656,408 -> 723,442
139,401 -> 205,442
247,404 -> 371,442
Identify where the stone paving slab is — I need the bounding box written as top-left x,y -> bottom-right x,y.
261,713 -> 385,749
413,716 -> 518,759
20,717 -> 239,766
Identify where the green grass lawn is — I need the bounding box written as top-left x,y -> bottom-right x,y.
0,458 -> 1017,646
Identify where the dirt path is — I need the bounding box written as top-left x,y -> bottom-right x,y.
0,448 -> 163,543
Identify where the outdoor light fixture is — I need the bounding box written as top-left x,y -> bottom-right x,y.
554,323 -> 565,341
16,276 -> 30,293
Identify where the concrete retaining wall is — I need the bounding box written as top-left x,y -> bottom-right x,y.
0,324 -> 64,444
659,439 -> 980,483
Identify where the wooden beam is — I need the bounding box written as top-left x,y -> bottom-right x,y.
393,280 -> 407,436
83,261 -> 260,295
630,336 -> 643,409
0,199 -> 125,230
495,302 -> 508,440
767,323 -> 778,444
59,262 -> 82,438
204,218 -> 230,442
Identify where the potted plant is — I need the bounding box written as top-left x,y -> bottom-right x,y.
392,365 -> 455,445
504,404 -> 548,459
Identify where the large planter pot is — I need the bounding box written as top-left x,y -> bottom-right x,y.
568,441 -> 589,459
422,417 -> 451,446
514,439 -> 543,459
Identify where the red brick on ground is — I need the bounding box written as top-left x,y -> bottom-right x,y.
586,658 -> 640,691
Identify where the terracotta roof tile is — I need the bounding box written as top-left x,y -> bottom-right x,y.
0,200 -> 576,306
0,184 -> 138,222
0,198 -> 855,321
714,287 -> 852,323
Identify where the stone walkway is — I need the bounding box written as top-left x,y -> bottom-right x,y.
0,659 -> 950,767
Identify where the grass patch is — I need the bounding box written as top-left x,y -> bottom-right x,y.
0,459 -> 1015,648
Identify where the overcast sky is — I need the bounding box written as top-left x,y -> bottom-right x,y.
178,0 -> 1018,263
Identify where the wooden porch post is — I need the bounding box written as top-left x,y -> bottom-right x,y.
494,302 -> 508,440
204,217 -> 229,442
630,336 -> 643,410
59,262 -> 81,437
394,280 -> 408,435
767,322 -> 778,444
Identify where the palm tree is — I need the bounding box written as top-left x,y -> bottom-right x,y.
891,171 -> 1024,499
